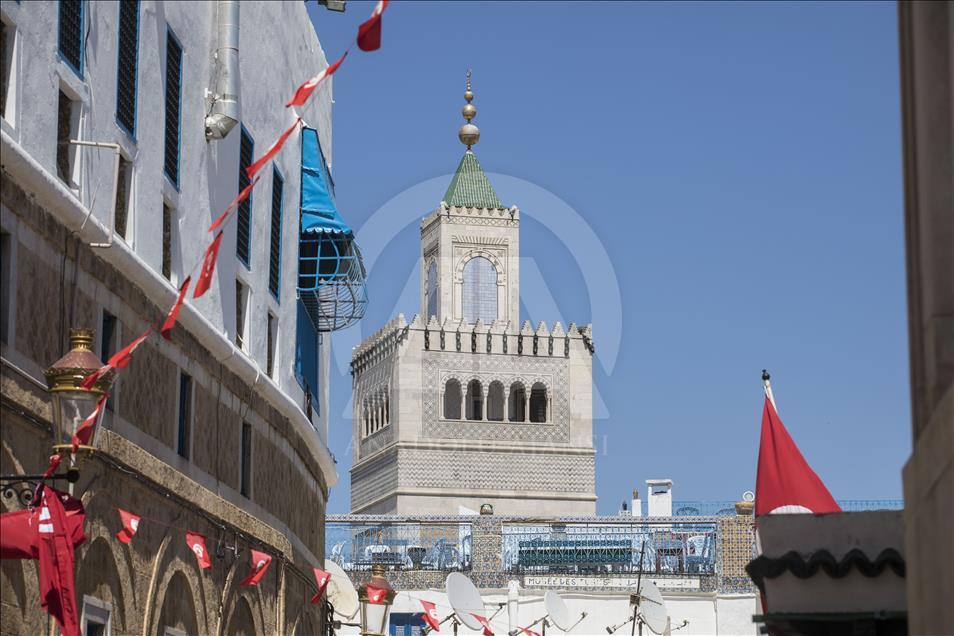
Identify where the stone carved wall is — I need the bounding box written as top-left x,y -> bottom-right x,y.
397,448 -> 595,494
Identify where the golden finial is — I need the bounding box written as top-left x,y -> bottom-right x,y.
459,69 -> 479,149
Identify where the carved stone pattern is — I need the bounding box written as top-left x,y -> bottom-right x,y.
351,457 -> 398,510
359,425 -> 394,458
446,216 -> 517,227
397,448 -> 595,493
422,351 -> 570,442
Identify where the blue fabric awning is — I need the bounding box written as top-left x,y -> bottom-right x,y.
297,127 -> 367,332
300,127 -> 352,235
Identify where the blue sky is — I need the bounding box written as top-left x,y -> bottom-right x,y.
307,1 -> 908,514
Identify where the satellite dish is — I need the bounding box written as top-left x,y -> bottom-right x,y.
545,591 -> 572,631
636,580 -> 667,635
324,559 -> 359,619
446,572 -> 486,630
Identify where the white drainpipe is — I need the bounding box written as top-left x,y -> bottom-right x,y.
205,0 -> 240,140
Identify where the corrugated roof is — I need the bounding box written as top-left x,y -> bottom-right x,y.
442,150 -> 503,209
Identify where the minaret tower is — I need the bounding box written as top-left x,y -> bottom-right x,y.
420,73 -> 519,325
351,72 -> 596,516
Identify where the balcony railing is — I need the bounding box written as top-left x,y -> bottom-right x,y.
326,518 -> 473,573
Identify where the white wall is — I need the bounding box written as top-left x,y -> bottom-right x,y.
335,587 -> 758,636
0,0 -> 335,445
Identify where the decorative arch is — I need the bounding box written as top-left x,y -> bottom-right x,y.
75,534 -> 133,632
529,382 -> 548,423
144,530 -> 210,636
453,249 -> 505,285
465,379 -> 484,420
216,556 -> 267,636
487,381 -> 505,421
443,378 -> 462,420
508,381 -> 527,423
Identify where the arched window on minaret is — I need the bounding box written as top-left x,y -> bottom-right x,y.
487,381 -> 505,421
466,379 -> 483,421
462,256 -> 497,323
508,382 -> 526,422
426,261 -> 439,320
530,383 -> 548,423
444,379 -> 462,420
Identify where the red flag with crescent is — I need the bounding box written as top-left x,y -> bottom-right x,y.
240,549 -> 272,586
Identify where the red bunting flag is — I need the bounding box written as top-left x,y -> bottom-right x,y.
0,487 -> 85,560
115,508 -> 141,544
185,532 -> 212,569
520,629 -> 541,636
37,485 -> 82,636
357,0 -> 390,52
755,396 -> 841,516
80,329 -> 152,389
208,176 -> 261,232
420,599 -> 441,632
310,567 -> 331,603
71,394 -> 108,453
193,231 -> 224,299
470,614 -> 494,636
41,454 -> 63,479
240,549 -> 272,586
160,276 -> 191,339
366,584 -> 389,604
287,51 -> 348,108
246,118 -> 301,181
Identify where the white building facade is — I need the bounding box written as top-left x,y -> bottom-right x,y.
350,81 -> 597,516
1,1 -> 351,633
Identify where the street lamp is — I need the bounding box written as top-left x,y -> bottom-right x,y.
43,328 -> 114,457
357,564 -> 396,636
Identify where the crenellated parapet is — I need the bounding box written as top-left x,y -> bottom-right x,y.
350,314 -> 408,375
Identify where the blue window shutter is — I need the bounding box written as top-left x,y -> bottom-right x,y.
116,0 -> 139,137
295,299 -> 319,416
269,168 -> 284,298
163,28 -> 182,186
58,0 -> 84,77
237,127 -> 254,266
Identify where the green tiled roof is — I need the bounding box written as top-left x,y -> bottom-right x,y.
443,150 -> 504,209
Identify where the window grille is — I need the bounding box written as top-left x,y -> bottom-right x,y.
56,91 -> 73,183
58,0 -> 83,76
240,422 -> 251,497
114,157 -> 131,240
163,30 -> 181,186
161,203 -> 172,280
177,372 -> 192,459
235,280 -> 247,349
237,127 -> 253,266
266,313 -> 276,376
462,256 -> 497,323
269,168 -> 283,297
115,0 -> 139,136
294,300 -> 320,417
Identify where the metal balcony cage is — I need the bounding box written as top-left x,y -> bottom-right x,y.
297,127 -> 367,332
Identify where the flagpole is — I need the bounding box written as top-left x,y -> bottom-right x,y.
762,369 -> 777,411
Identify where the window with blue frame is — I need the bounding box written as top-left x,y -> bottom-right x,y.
294,300 -> 319,418
116,0 -> 139,136
268,167 -> 284,298
236,127 -> 254,266
163,28 -> 182,186
58,0 -> 84,77
389,613 -> 426,636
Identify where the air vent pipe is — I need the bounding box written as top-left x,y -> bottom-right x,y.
205,0 -> 240,140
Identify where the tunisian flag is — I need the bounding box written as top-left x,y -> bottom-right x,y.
310,567 -> 331,603
755,396 -> 840,516
470,614 -> 495,636
420,599 -> 441,631
115,508 -> 141,544
185,532 -> 212,569
240,549 -> 272,586
37,485 -> 84,636
357,0 -> 390,51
